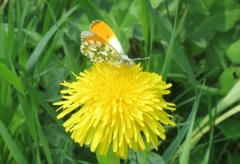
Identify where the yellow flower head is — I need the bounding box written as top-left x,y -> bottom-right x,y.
54,63 -> 175,158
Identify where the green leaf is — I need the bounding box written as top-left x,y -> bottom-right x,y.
226,152 -> 240,164
153,11 -> 198,94
144,152 -> 165,164
0,120 -> 27,164
141,0 -> 154,62
26,5 -> 79,71
226,40 -> 240,64
219,67 -> 240,96
109,0 -> 140,52
0,61 -> 25,96
96,148 -> 120,164
211,1 -> 240,32
129,151 -> 165,164
180,90 -> 202,164
217,118 -> 240,138
188,0 -> 212,15
149,0 -> 162,9
161,1 -> 178,80
186,0 -> 240,42
79,0 -> 104,21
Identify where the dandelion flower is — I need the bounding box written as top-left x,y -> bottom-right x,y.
54,63 -> 175,158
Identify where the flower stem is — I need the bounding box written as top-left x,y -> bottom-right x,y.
96,149 -> 120,164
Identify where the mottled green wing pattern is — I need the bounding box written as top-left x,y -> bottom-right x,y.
81,31 -> 133,66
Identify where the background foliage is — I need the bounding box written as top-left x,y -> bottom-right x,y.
1,0 -> 240,163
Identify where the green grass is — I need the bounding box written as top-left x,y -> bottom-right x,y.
1,0 -> 240,163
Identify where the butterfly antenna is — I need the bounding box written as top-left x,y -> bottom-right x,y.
132,57 -> 150,61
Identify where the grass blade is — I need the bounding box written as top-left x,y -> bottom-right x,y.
161,1 -> 178,80
26,5 -> 79,71
0,120 -> 27,164
79,0 -> 104,21
0,61 -> 25,96
141,0 -> 154,70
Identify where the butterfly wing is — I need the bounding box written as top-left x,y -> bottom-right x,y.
90,20 -> 124,55
80,20 -> 133,65
81,31 -> 124,64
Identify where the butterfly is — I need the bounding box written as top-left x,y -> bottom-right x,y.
80,20 -> 133,66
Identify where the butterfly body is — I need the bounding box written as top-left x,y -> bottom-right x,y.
81,20 -> 133,66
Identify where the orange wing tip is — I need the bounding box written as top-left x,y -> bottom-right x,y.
90,20 -> 103,29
